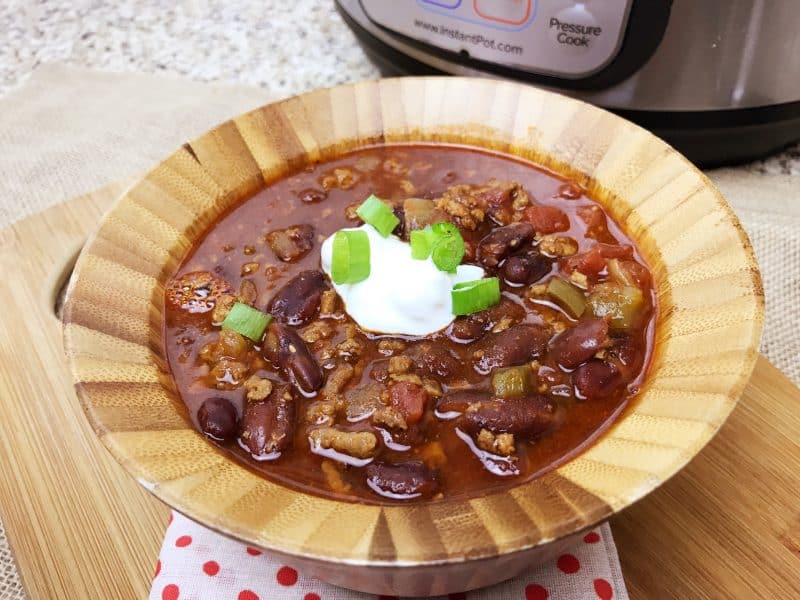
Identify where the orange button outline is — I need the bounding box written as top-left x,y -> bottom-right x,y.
473,0 -> 533,26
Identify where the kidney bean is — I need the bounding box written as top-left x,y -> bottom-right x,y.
472,324 -> 549,375
264,323 -> 324,394
477,223 -> 535,268
500,250 -> 551,285
491,298 -> 527,323
390,382 -> 428,425
608,335 -> 645,380
449,313 -> 489,342
500,255 -> 532,285
366,461 -> 439,499
407,342 -> 460,380
436,390 -> 490,415
448,299 -> 525,343
197,397 -> 238,440
550,318 -> 610,369
267,270 -> 328,326
240,385 -> 295,456
572,360 -> 622,400
460,395 -> 558,437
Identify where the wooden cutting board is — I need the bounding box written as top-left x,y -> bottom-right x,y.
0,185 -> 798,599
0,182 -> 169,600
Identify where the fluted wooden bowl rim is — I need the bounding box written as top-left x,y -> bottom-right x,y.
63,77 -> 763,566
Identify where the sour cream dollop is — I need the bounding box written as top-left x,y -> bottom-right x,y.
320,225 -> 484,336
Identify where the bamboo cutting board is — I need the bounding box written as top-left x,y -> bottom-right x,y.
0,186 -> 798,599
0,182 -> 169,600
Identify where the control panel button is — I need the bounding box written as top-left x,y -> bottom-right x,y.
420,0 -> 463,8
547,4 -> 602,55
362,0 -> 633,77
473,0 -> 533,26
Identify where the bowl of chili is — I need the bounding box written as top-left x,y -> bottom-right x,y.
63,77 -> 763,596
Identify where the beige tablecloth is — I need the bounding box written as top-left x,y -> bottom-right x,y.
1,64 -> 798,599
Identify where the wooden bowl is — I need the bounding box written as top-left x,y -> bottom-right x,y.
63,77 -> 763,596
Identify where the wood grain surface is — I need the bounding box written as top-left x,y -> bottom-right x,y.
0,182 -> 168,600
0,184 -> 796,598
613,355 -> 800,599
58,77 -> 765,595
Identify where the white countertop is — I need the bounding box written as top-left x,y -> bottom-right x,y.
2,0 -> 799,175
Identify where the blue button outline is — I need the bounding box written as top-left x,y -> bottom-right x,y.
420,0 -> 462,8
416,0 -> 538,32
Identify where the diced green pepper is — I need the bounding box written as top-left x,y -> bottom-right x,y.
491,365 -> 532,398
587,283 -> 644,330
546,277 -> 586,319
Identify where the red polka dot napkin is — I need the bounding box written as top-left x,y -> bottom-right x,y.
151,512 -> 627,600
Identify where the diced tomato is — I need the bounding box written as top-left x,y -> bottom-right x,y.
617,259 -> 651,287
577,205 -> 618,244
521,204 -> 570,234
390,382 -> 428,425
596,243 -> 634,260
563,243 -> 634,278
563,245 -> 606,276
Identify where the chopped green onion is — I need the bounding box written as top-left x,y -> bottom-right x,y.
410,227 -> 434,260
356,194 -> 399,237
221,302 -> 272,342
431,234 -> 464,273
451,277 -> 501,316
546,277 -> 586,318
331,229 -> 370,284
409,221 -> 465,271
431,222 -> 460,239
431,223 -> 465,273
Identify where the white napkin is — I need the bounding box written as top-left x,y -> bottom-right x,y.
151,512 -> 628,600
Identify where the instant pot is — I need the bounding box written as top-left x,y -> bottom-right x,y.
336,0 -> 800,166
